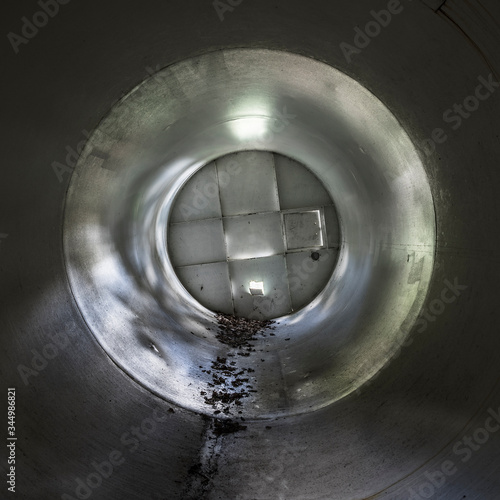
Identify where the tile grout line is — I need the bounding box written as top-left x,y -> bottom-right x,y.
273,153 -> 294,315
214,158 -> 236,316
169,204 -> 336,226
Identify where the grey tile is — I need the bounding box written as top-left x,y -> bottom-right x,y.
324,205 -> 341,247
169,219 -> 226,266
170,162 -> 222,223
275,155 -> 332,210
175,262 -> 233,314
224,212 -> 285,261
286,249 -> 338,311
216,151 -> 279,216
229,256 -> 292,319
284,210 -> 323,250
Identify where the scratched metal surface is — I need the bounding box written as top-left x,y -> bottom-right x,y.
0,1 -> 499,499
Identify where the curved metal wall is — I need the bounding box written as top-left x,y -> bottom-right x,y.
1,1 -> 500,499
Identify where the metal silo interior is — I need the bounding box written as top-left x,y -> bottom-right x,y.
1,1 -> 500,499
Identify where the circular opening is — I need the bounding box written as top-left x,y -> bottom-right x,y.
63,49 -> 435,419
167,151 -> 341,320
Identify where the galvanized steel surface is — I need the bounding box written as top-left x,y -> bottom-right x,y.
1,1 -> 500,499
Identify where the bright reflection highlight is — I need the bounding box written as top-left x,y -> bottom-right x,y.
249,280 -> 265,295
231,117 -> 269,141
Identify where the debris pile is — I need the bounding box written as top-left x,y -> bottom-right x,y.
214,313 -> 276,350
201,356 -> 255,415
199,313 -> 277,430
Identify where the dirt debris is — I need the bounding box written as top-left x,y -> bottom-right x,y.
214,312 -> 276,349
199,313 -> 277,431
